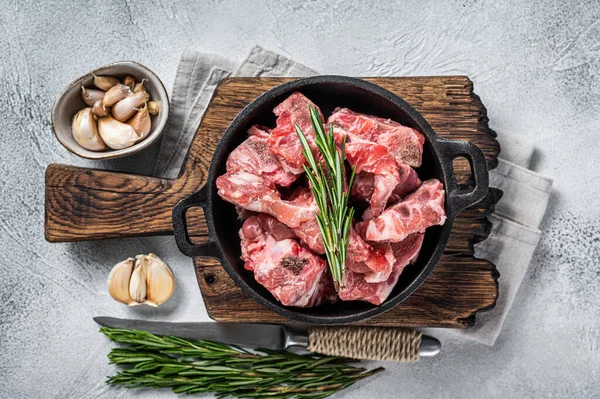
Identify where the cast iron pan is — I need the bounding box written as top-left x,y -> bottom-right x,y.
172,76 -> 489,325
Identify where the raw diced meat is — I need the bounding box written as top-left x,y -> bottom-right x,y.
217,172 -> 392,273
347,228 -> 391,273
226,135 -> 297,187
339,233 -> 424,305
334,128 -> 400,219
240,215 -> 337,307
247,125 -> 271,139
328,108 -> 425,167
269,92 -> 323,174
359,179 -> 446,243
351,166 -> 421,208
389,166 -> 421,202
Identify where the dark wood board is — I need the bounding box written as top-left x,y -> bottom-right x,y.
45,76 -> 500,328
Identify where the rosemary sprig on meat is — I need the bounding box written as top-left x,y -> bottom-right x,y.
295,106 -> 356,288
101,327 -> 383,398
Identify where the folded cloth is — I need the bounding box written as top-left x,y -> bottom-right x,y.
153,46 -> 552,346
445,132 -> 552,345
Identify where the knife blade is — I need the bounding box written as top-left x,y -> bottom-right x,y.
95,316 -> 441,359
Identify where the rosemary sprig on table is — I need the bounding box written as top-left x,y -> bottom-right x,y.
101,327 -> 382,398
295,106 -> 356,288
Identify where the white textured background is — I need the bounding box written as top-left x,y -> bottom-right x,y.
1,0 -> 599,397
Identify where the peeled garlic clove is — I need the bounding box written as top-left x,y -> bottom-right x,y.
111,91 -> 150,122
147,101 -> 159,116
133,78 -> 147,93
129,259 -> 147,305
98,115 -> 140,149
72,108 -> 107,151
126,104 -> 151,140
92,73 -> 119,91
138,254 -> 174,307
92,100 -> 110,118
107,258 -> 135,305
123,76 -> 135,90
102,83 -> 132,107
81,86 -> 105,106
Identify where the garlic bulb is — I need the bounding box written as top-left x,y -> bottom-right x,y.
92,73 -> 119,90
107,258 -> 135,305
92,100 -> 110,118
112,91 -> 150,122
72,108 -> 107,151
123,75 -> 135,90
98,115 -> 140,150
102,84 -> 132,107
126,104 -> 151,139
107,254 -> 174,307
147,101 -> 159,115
81,86 -> 105,106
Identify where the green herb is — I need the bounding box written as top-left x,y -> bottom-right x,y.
295,107 -> 356,288
101,327 -> 382,398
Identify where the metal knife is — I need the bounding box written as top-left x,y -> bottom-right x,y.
95,316 -> 440,362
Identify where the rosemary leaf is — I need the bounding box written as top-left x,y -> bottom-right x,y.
295,106 -> 356,287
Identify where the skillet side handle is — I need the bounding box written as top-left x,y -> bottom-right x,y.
172,185 -> 220,258
437,138 -> 489,217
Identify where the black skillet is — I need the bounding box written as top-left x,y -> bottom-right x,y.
172,76 -> 489,325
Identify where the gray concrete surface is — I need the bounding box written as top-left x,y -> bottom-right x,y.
1,0 -> 599,397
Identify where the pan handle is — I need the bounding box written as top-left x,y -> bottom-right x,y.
437,138 -> 489,216
172,185 -> 220,258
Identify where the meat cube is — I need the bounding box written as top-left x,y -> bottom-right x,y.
351,167 -> 421,209
328,108 -> 425,167
240,215 -> 337,307
334,128 -> 401,219
226,135 -> 297,187
269,92 -> 323,174
359,179 -> 446,243
339,233 -> 424,305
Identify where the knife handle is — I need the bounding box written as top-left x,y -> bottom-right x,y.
307,326 -> 422,362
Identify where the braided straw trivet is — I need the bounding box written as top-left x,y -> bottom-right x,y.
307,326 -> 422,362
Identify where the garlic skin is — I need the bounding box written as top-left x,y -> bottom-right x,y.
102,83 -> 132,107
112,91 -> 150,122
137,254 -> 174,307
107,258 -> 135,305
123,76 -> 135,90
133,79 -> 147,93
147,101 -> 159,116
72,108 -> 107,151
98,115 -> 141,150
126,104 -> 151,139
81,86 -> 105,106
92,73 -> 119,90
92,100 -> 110,118
129,260 -> 147,305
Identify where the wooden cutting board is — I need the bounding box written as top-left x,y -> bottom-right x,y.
45,76 -> 500,328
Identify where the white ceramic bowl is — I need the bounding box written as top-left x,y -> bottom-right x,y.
51,61 -> 170,160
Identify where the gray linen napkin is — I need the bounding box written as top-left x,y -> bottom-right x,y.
153,46 -> 552,346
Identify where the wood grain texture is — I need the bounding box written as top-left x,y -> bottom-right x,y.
45,76 -> 500,328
